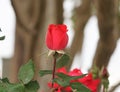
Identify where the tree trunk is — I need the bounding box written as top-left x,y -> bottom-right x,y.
117,0 -> 120,38
9,0 -> 46,82
5,0 -> 64,92
67,0 -> 91,70
92,0 -> 118,69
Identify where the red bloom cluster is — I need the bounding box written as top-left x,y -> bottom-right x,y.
46,24 -> 68,50
48,67 -> 100,92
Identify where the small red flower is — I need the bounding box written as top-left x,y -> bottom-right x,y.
68,68 -> 82,76
46,24 -> 68,50
78,73 -> 100,92
56,67 -> 67,74
48,67 -> 100,92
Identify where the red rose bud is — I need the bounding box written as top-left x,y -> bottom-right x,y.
46,24 -> 68,50
102,67 -> 109,78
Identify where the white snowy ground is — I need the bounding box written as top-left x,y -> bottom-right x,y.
0,0 -> 120,91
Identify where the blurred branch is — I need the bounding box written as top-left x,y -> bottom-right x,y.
92,0 -> 118,69
11,0 -> 41,34
55,0 -> 64,24
67,0 -> 91,70
117,0 -> 120,38
109,82 -> 120,92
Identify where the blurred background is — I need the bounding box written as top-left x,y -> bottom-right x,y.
0,0 -> 120,92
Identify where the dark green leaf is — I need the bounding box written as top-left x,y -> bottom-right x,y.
70,82 -> 91,92
56,73 -> 86,82
102,78 -> 109,89
25,81 -> 40,92
56,73 -> 70,80
0,78 -> 25,92
69,74 -> 87,80
0,86 -> 7,92
53,78 -> 69,87
18,59 -> 34,84
56,54 -> 70,68
0,82 -> 7,92
7,83 -> 25,92
54,73 -> 86,87
0,36 -> 5,40
0,78 -> 10,83
0,78 -> 10,90
39,70 -> 52,77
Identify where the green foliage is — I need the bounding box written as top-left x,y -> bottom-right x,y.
39,54 -> 70,77
7,83 -> 25,92
39,53 -> 91,91
91,65 -> 99,79
18,59 -> 34,84
25,81 -> 40,92
0,60 -> 39,92
70,82 -> 91,92
100,67 -> 109,91
0,78 -> 10,83
39,70 -> 53,77
0,36 -> 5,40
53,73 -> 86,87
102,78 -> 109,91
0,28 -> 5,40
0,86 -> 7,92
56,54 -> 70,68
56,73 -> 86,81
0,78 -> 24,92
53,78 -> 69,87
0,78 -> 7,92
52,73 -> 90,91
